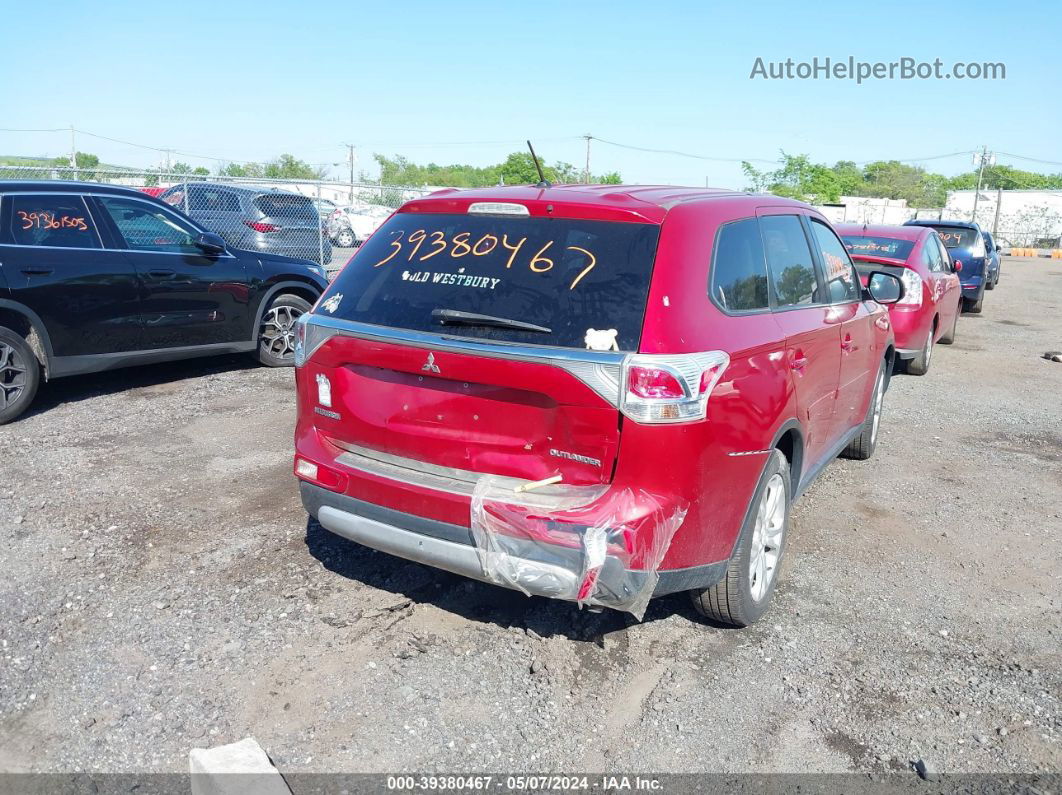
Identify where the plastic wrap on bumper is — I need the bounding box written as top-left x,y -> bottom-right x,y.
469,476 -> 687,621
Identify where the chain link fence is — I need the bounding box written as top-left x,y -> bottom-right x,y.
0,165 -> 430,274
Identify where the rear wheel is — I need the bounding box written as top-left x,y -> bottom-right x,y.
985,276 -> 995,290
840,361 -> 885,460
0,327 -> 40,425
690,449 -> 790,628
906,325 -> 934,376
963,295 -> 984,314
334,228 -> 356,248
256,294 -> 312,367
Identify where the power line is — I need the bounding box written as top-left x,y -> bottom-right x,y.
591,136 -> 779,165
995,151 -> 1062,168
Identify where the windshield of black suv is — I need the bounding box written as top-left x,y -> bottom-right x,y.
841,235 -> 915,261
322,212 -> 661,350
922,225 -> 980,249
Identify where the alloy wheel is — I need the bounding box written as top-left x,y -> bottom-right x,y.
0,341 -> 28,411
748,473 -> 786,602
260,304 -> 303,360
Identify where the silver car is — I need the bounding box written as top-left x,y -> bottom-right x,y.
159,182 -> 332,265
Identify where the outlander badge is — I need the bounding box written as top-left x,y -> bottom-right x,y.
422,352 -> 441,373
321,293 -> 343,313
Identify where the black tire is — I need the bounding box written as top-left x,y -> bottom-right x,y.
255,294 -> 312,367
905,325 -> 934,376
334,229 -> 356,248
0,327 -> 41,425
690,449 -> 791,628
938,305 -> 959,345
985,276 -> 995,291
963,295 -> 984,314
840,360 -> 885,460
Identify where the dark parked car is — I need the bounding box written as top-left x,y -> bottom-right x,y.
0,181 -> 328,423
903,219 -> 993,312
158,182 -> 332,266
293,185 -> 904,625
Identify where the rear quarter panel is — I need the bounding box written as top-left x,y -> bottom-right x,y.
634,200 -> 802,568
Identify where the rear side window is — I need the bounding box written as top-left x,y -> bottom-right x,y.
710,219 -> 769,312
760,215 -> 819,307
323,212 -> 661,350
922,237 -> 944,272
254,194 -> 318,220
809,219 -> 860,303
7,194 -> 100,249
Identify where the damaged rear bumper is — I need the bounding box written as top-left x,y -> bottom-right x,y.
300,481 -> 725,616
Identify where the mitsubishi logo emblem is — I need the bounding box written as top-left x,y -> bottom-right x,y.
422,352 -> 441,373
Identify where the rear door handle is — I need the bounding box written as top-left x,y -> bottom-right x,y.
790,356 -> 809,372
21,267 -> 53,275
148,269 -> 176,278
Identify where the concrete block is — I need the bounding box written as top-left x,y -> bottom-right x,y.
189,737 -> 291,795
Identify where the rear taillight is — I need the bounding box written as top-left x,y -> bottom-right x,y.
294,314 -> 338,367
620,352 -> 729,424
897,269 -> 923,307
244,220 -> 278,233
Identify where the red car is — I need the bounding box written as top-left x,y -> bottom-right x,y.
293,186 -> 903,625
836,224 -> 962,375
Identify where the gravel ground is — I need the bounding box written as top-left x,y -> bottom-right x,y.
0,257 -> 1059,777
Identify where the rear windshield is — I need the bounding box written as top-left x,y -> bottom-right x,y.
254,193 -> 318,220
841,235 -> 914,261
922,226 -> 979,249
322,212 -> 661,350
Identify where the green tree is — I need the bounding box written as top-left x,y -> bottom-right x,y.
371,151 -> 622,187
50,151 -> 99,169
263,154 -> 327,180
742,152 -> 843,202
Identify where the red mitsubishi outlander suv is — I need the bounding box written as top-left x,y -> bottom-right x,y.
293,186 -> 902,625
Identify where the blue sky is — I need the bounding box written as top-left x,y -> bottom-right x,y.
2,0 -> 1059,188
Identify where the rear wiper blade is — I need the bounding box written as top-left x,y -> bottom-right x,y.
431,308 -> 551,334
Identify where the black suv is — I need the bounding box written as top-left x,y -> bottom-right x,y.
0,182 -> 328,423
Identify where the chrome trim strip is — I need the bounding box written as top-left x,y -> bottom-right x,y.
303,314 -> 625,405
306,313 -> 626,364
329,440 -> 607,509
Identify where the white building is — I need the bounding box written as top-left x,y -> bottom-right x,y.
943,189 -> 1062,247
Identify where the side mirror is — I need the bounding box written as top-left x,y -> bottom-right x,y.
194,232 -> 226,255
865,271 -> 904,304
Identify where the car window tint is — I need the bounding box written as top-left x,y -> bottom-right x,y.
936,237 -> 953,270
809,219 -> 860,303
188,187 -> 240,213
98,197 -> 200,254
922,238 -> 942,272
8,195 -> 100,249
760,215 -> 820,307
710,218 -> 769,312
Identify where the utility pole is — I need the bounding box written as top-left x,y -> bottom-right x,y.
583,134 -> 592,184
69,124 -> 77,169
971,145 -> 994,224
347,144 -> 356,203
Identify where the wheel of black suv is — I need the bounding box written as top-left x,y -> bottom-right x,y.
334,228 -> 356,248
906,326 -> 934,376
840,360 -> 886,461
690,449 -> 790,628
256,294 -> 312,367
0,327 -> 40,425
938,305 -> 959,345
963,295 -> 984,314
